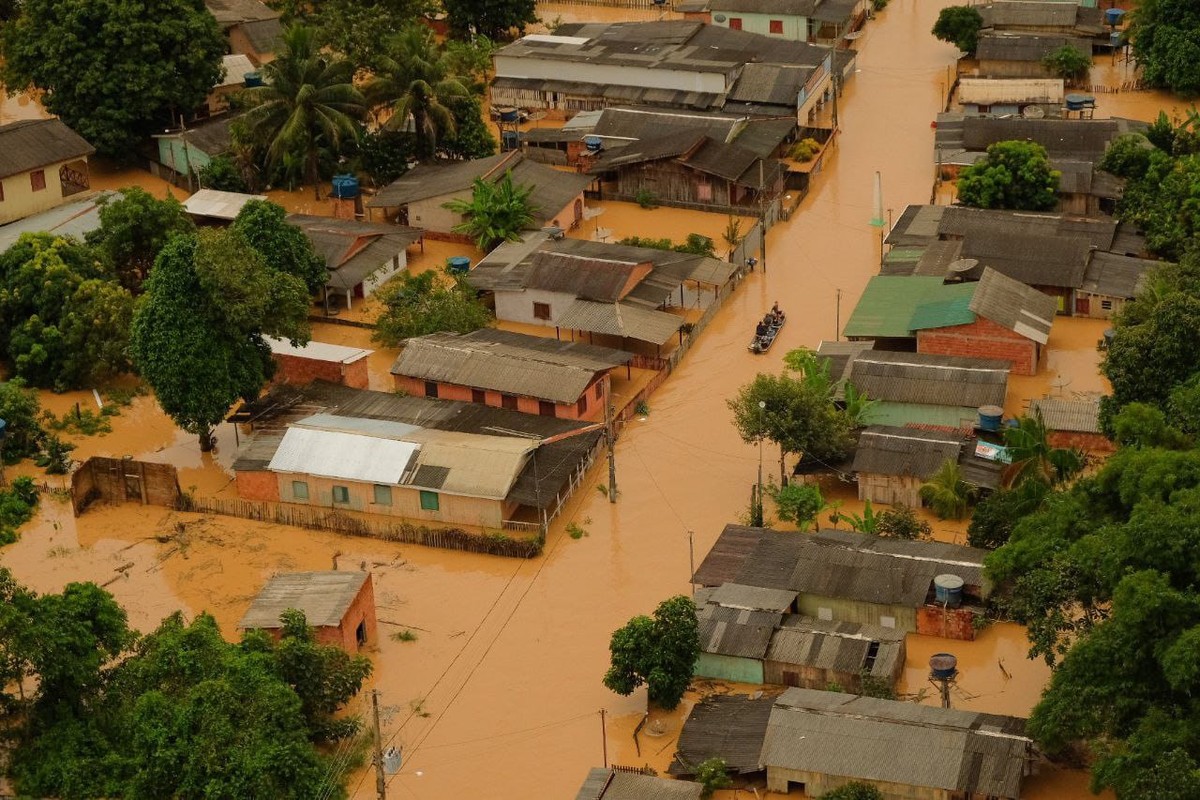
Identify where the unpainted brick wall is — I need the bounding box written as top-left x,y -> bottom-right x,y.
916,604 -> 977,641
917,317 -> 1039,375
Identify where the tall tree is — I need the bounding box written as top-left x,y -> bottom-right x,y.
603,595 -> 700,710
231,200 -> 328,294
0,0 -> 224,157
1002,410 -> 1085,488
366,24 -> 471,159
373,270 -> 492,346
240,25 -> 367,199
919,460 -> 976,520
1128,0 -> 1200,96
444,171 -> 538,250
1041,44 -> 1091,83
86,187 -> 195,292
957,140 -> 1060,211
314,0 -> 433,69
441,0 -> 537,41
932,5 -> 984,55
129,230 -> 310,451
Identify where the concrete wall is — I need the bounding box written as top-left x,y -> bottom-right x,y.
71,456 -> 181,515
694,651 -> 765,684
0,159 -> 78,225
360,253 -> 405,299
394,372 -> 608,421
917,316 -> 1040,375
407,192 -> 469,236
1073,290 -> 1123,319
494,288 -> 576,327
797,594 -> 917,634
711,11 -> 809,42
916,604 -> 978,641
493,54 -> 731,95
273,353 -> 370,389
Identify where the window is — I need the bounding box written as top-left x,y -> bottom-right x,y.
728,17 -> 742,29
424,381 -> 439,398
501,394 -> 518,410
697,183 -> 713,201
0,180 -> 4,201
577,394 -> 588,415
817,607 -> 833,621
533,301 -> 551,320
29,170 -> 45,192
292,480 -> 309,500
769,19 -> 783,33
373,484 -> 393,505
471,388 -> 486,404
332,485 -> 350,504
419,490 -> 440,511
880,615 -> 897,628
1101,299 -> 1114,311
538,400 -> 556,416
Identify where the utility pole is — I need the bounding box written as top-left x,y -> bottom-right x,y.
688,530 -> 695,597
600,709 -> 608,768
605,399 -> 617,503
372,690 -> 387,800
835,288 -> 842,341
758,159 -> 768,273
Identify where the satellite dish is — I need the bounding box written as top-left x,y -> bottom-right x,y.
947,258 -> 980,277
1022,105 -> 1046,119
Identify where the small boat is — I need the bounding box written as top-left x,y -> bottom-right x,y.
748,310 -> 785,353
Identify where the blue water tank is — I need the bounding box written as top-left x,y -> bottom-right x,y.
978,405 -> 1003,432
1105,8 -> 1125,25
447,256 -> 471,274
1065,93 -> 1096,111
584,135 -> 603,152
929,653 -> 958,680
243,72 -> 263,88
331,174 -> 359,199
499,108 -> 520,123
934,574 -> 965,608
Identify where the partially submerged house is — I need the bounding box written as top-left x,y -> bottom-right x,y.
693,525 -> 992,639
1076,251 -> 1160,318
956,77 -> 1065,117
287,214 -> 424,311
979,0 -> 1106,40
391,328 -> 631,421
975,33 -> 1093,79
153,114 -> 239,189
468,233 -> 736,357
233,382 -> 604,531
760,689 -> 1031,798
365,151 -> 589,238
851,425 -> 1004,506
238,570 -> 377,651
677,0 -> 869,46
844,268 -> 1055,375
1029,395 -> 1111,453
205,0 -> 283,64
693,584 -> 907,692
267,337 -> 372,390
671,693 -> 778,778
0,119 -> 94,226
575,769 -> 703,800
206,53 -> 257,116
490,21 -> 836,125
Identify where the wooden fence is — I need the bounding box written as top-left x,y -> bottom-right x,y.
543,0 -> 667,8
176,495 -> 543,559
71,457 -> 181,516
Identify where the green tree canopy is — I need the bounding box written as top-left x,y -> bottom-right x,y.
932,5 -> 984,55
86,187 -> 195,292
441,0 -> 537,41
445,170 -> 538,251
197,155 -> 251,193
919,460 -> 976,520
0,380 -> 44,464
439,96 -> 499,161
0,0 -> 224,157
240,25 -> 367,198
966,479 -> 1049,549
821,783 -> 884,800
1129,0 -> 1200,96
130,229 -> 310,450
769,482 -> 824,530
232,200 -> 328,294
1041,44 -> 1091,82
1002,410 -> 1085,488
314,0 -> 433,69
372,270 -> 493,346
603,595 -> 700,710
957,140 -> 1060,211
875,505 -> 932,540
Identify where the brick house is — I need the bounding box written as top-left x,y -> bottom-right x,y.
267,337 -> 372,390
1029,396 -> 1112,453
238,571 -> 377,651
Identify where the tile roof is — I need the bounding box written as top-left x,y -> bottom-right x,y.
761,689 -> 1030,798
848,350 -> 1009,409
390,329 -> 630,405
575,769 -> 703,800
0,119 -> 94,180
238,571 -> 367,629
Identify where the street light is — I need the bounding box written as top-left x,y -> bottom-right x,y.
757,401 -> 766,526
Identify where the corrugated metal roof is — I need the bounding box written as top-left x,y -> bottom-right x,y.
287,214 -> 423,290
981,0 -> 1079,29
1030,396 -> 1101,433
843,276 -> 949,339
849,351 -> 1009,409
760,689 -> 1029,798
707,583 -> 798,612
392,329 -> 630,405
0,191 -> 112,253
1080,251 -> 1160,299
294,413 -> 420,440
526,250 -> 646,302
908,285 -> 978,331
977,32 -> 1092,63
576,769 -> 703,800
697,604 -> 780,659
766,616 -> 905,678
267,337 -> 372,365
886,204 -> 945,246
182,188 -> 266,220
860,401 -> 980,430
406,432 -> 531,499
556,299 -> 683,345
238,571 -> 367,629
969,267 -> 1056,344
671,693 -> 776,776
850,425 -> 964,480
205,0 -> 277,25
268,427 -> 419,484
958,78 -> 1064,105
0,119 -> 94,180
216,54 -> 257,88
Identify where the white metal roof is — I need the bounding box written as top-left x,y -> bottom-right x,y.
182,188 -> 267,220
267,426 -> 418,484
267,336 -> 373,365
215,54 -> 257,89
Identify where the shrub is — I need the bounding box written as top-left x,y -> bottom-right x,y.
694,757 -> 732,798
635,189 -> 659,209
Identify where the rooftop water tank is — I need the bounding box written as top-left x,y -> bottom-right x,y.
929,653 -> 958,680
1105,8 -> 1125,26
447,256 -> 471,274
934,574 -> 965,608
243,72 -> 263,88
584,135 -> 603,152
498,107 -> 520,123
331,174 -> 359,199
1065,94 -> 1096,111
978,405 -> 1004,432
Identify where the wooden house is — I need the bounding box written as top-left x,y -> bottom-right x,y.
238,571 -> 377,651
979,1 -> 1106,38
850,426 -> 1004,507
0,119 -> 94,226
391,329 -> 631,422
693,526 -> 991,640
267,337 -> 372,390
153,114 -> 238,190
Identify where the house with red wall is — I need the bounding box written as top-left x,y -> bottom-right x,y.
268,337 -> 372,390
391,328 -> 631,421
238,570 -> 377,652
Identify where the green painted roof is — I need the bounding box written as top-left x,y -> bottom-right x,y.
883,246 -> 925,265
862,401 -> 981,428
844,276 -> 980,339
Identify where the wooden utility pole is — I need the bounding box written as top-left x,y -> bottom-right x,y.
600,709 -> 609,768
758,159 -> 768,273
688,530 -> 695,597
372,690 -> 387,800
605,400 -> 617,503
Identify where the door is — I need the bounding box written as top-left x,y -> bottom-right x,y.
1075,296 -> 1090,316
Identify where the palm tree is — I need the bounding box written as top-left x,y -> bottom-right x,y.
444,171 -> 538,251
919,460 -> 977,520
1003,408 -> 1085,488
366,24 -> 470,158
239,25 -> 367,199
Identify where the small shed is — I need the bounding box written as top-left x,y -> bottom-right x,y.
267,337 -> 372,390
670,693 -> 776,778
1029,396 -> 1111,453
239,570 -> 377,651
1076,251 -> 1160,319
575,769 -> 703,800
182,188 -> 266,222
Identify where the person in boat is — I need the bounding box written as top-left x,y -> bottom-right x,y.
756,320 -> 769,337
